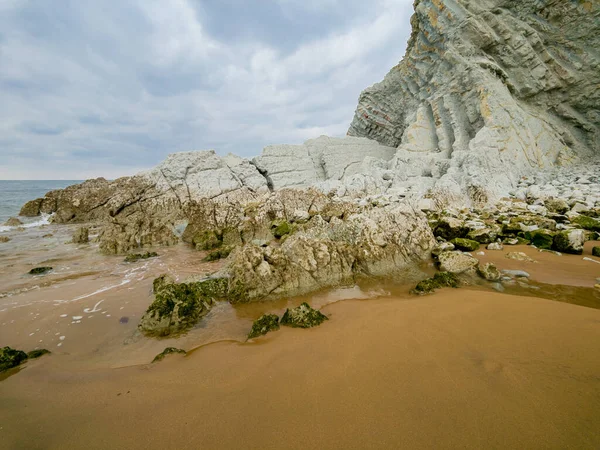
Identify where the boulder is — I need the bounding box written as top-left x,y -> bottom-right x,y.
527,230 -> 555,250
139,277 -> 228,336
431,241 -> 455,258
593,247 -> 600,258
571,215 -> 600,233
437,251 -> 478,274
28,267 -> 52,275
433,217 -> 467,241
545,198 -> 569,215
467,228 -> 497,244
280,303 -> 328,329
552,230 -> 586,255
248,314 -> 280,339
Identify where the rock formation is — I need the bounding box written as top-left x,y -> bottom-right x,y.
349,0 -> 599,202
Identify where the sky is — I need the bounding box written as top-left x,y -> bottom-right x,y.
0,0 -> 415,179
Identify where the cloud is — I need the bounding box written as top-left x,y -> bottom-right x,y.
0,0 -> 414,179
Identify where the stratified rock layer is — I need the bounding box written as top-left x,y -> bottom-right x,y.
349,0 -> 599,202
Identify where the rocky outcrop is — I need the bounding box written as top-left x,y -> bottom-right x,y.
349,0 -> 599,202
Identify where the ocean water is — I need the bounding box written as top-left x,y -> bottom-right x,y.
0,180 -> 81,225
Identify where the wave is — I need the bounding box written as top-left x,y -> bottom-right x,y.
0,213 -> 53,233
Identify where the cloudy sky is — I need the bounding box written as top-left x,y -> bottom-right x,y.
0,0 -> 414,179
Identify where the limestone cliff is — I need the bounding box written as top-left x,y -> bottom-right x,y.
348,0 -> 599,201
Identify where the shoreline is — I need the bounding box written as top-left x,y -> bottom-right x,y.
1,289 -> 599,449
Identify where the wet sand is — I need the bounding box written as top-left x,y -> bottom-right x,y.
1,223 -> 600,449
1,290 -> 600,449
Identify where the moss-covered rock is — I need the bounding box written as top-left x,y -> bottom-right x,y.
412,272 -> 459,294
571,215 -> 600,233
152,347 -> 186,363
0,347 -> 28,372
27,349 -> 51,359
139,277 -> 229,336
477,263 -> 501,281
433,217 -> 467,240
193,231 -> 222,251
28,267 -> 52,275
544,198 -> 569,214
552,229 -> 585,255
280,303 -> 328,329
466,228 -> 497,244
271,221 -> 292,239
153,274 -> 175,293
248,314 -> 280,339
527,229 -> 555,250
450,238 -> 480,252
593,247 -> 600,257
124,251 -> 158,263
203,246 -> 234,262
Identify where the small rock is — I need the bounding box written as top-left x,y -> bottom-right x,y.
124,252 -> 159,263
412,272 -> 459,294
3,217 -> 23,227
0,236 -> 10,243
0,346 -> 28,372
501,270 -> 530,278
248,314 -> 280,339
280,303 -> 328,329
487,242 -> 504,251
506,252 -> 536,263
28,267 -> 53,275
450,238 -> 480,252
431,241 -> 455,258
27,349 -> 51,359
152,347 -> 186,363
593,247 -> 600,257
477,263 -> 501,282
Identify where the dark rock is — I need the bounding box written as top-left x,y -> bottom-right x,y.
552,230 -> 585,255
248,314 -> 280,339
280,303 -> 328,329
203,246 -> 234,262
592,247 -> 600,258
527,229 -> 555,250
19,199 -> 42,217
433,217 -> 467,241
124,252 -> 158,263
152,347 -> 186,363
28,267 -> 53,275
0,347 -> 28,372
412,272 -> 459,294
4,217 -> 23,227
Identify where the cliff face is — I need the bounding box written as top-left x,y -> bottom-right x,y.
349,0 -> 599,200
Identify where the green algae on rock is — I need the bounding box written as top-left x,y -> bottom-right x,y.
437,251 -> 478,274
526,229 -> 555,250
592,247 -> 600,257
248,314 -> 280,339
271,221 -> 292,239
72,227 -> 89,244
477,263 -> 501,282
124,252 -> 159,263
139,277 -> 229,337
450,238 -> 480,252
571,215 -> 600,233
280,303 -> 328,329
152,347 -> 186,363
552,229 -> 585,255
0,347 -> 28,373
28,267 -> 53,275
412,272 -> 459,295
193,231 -> 222,251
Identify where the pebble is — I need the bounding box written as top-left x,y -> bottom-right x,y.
502,270 -> 531,278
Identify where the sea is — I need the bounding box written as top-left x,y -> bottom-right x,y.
0,180 -> 81,228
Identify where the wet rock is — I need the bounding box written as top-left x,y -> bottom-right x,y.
450,238 -> 480,252
437,251 -> 478,274
27,349 -> 51,359
552,230 -> 585,255
248,314 -> 280,339
506,252 -> 536,263
487,242 -> 504,251
193,231 -> 222,251
477,263 -> 501,282
28,267 -> 53,275
0,347 -> 28,372
19,199 -> 42,217
72,227 -> 89,244
527,229 -> 555,250
280,303 -> 328,329
124,252 -> 158,263
0,236 -> 9,243
152,347 -> 186,363
592,247 -> 600,258
139,277 -> 228,336
4,217 -> 22,227
412,272 -> 459,295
